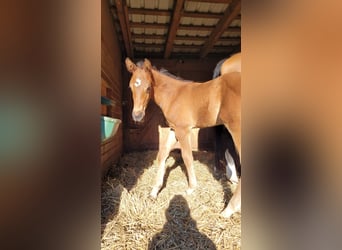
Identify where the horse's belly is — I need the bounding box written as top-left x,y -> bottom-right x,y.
195,108 -> 220,128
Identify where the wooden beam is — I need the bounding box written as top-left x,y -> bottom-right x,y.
114,0 -> 133,57
133,43 -> 238,51
133,51 -> 233,59
179,25 -> 240,32
128,8 -> 170,16
200,0 -> 241,58
164,0 -> 185,58
130,22 -> 240,32
128,8 -> 222,19
123,1 -> 133,56
132,34 -> 240,43
182,11 -> 223,19
130,22 -> 169,29
133,43 -> 164,49
132,34 -> 166,40
186,0 -> 232,3
219,37 -> 240,42
175,36 -> 207,41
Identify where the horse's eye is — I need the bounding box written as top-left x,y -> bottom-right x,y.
146,86 -> 151,93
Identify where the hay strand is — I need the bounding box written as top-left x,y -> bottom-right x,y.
101,150 -> 241,250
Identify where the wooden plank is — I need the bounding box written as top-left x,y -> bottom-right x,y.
133,34 -> 240,43
134,43 -> 164,48
164,0 -> 185,58
128,8 -> 170,16
134,43 -> 238,51
114,0 -> 133,57
130,22 -> 240,32
130,22 -> 169,29
128,8 -> 222,19
133,51 -> 232,59
200,0 -> 241,58
179,25 -> 240,32
182,11 -> 223,19
122,1 -> 133,57
132,34 -> 166,40
187,0 -> 232,3
219,37 -> 241,42
175,35 -> 206,41
101,127 -> 123,176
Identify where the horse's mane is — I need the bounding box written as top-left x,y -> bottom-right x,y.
136,60 -> 193,83
159,68 -> 193,82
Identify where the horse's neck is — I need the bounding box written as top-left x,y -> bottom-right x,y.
151,70 -> 182,111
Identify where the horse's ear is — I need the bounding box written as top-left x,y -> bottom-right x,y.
125,58 -> 137,73
144,58 -> 152,71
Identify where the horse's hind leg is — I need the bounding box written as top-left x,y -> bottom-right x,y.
150,127 -> 177,198
221,179 -> 241,217
222,121 -> 241,217
176,128 -> 197,194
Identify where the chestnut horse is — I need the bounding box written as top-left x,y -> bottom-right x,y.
213,52 -> 241,184
125,58 -> 241,217
213,52 -> 241,79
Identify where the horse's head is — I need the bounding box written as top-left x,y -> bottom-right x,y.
125,58 -> 153,122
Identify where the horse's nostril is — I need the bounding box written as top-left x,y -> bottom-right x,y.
132,110 -> 144,122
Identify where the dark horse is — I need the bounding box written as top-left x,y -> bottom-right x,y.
125,58 -> 241,217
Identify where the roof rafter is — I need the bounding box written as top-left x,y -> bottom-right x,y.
200,0 -> 240,58
128,7 -> 224,19
164,0 -> 185,58
114,0 -> 133,57
130,22 -> 240,32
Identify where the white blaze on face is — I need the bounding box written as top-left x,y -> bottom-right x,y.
134,78 -> 142,87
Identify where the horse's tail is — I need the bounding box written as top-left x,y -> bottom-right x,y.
212,58 -> 227,79
225,149 -> 239,184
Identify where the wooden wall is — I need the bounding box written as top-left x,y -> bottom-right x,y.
101,0 -> 123,175
122,58 -> 221,152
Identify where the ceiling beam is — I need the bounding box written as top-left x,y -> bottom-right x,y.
132,34 -> 240,43
200,0 -> 241,58
183,11 -> 223,19
133,51 -> 234,59
134,43 -> 164,49
130,22 -> 169,29
132,34 -> 166,40
178,25 -> 240,32
128,7 -> 223,19
164,0 -> 185,58
186,0 -> 232,3
133,43 -> 238,51
114,0 -> 133,57
130,22 -> 240,33
128,8 -> 170,16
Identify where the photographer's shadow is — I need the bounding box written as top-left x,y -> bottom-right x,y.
148,195 -> 217,250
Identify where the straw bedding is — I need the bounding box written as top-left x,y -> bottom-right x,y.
101,150 -> 241,250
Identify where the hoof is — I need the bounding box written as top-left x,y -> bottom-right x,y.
229,176 -> 239,184
186,188 -> 195,195
220,208 -> 234,218
149,194 -> 157,200
149,188 -> 159,199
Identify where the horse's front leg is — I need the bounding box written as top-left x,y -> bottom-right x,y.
175,127 -> 197,194
150,127 -> 177,199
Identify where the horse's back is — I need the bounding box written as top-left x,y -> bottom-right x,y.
220,72 -> 241,94
221,53 -> 241,75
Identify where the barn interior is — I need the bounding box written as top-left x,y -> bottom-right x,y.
101,0 -> 241,249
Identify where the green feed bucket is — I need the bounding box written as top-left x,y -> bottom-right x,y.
101,116 -> 121,141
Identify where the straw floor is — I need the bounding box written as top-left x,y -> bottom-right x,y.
101,150 -> 241,250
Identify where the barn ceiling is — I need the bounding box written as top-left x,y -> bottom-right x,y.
109,0 -> 241,59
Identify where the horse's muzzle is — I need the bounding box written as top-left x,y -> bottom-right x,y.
132,110 -> 145,122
